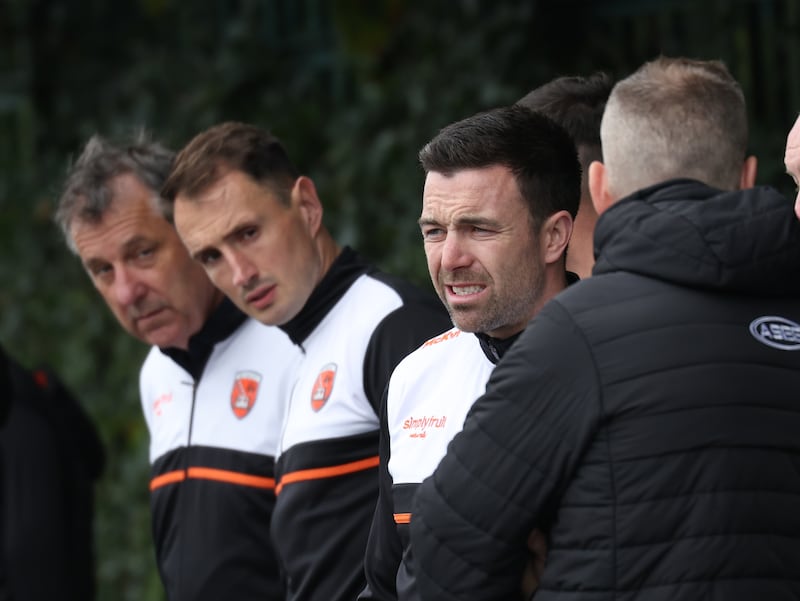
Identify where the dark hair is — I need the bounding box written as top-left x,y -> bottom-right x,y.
56,132 -> 174,252
162,122 -> 300,209
419,104 -> 581,226
517,72 -> 613,167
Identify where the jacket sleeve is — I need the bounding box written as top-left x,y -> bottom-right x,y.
410,301 -> 600,601
362,297 -> 450,413
358,385 -> 403,601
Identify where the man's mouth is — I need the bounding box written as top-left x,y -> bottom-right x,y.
246,285 -> 276,309
450,285 -> 484,296
134,305 -> 166,322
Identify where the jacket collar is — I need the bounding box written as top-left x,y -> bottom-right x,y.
280,246 -> 370,347
593,179 -> 800,296
160,297 -> 247,380
475,271 -> 579,363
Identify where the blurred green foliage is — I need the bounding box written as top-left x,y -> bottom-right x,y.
1,0 -> 799,598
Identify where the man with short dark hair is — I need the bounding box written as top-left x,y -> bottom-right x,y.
412,56 -> 800,601
517,72 -> 613,278
358,104 -> 580,601
163,122 -> 450,601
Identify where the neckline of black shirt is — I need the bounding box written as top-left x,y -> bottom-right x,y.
279,246 -> 370,348
160,296 -> 247,381
474,270 -> 579,364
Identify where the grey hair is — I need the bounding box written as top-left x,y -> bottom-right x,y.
600,56 -> 748,199
55,131 -> 175,252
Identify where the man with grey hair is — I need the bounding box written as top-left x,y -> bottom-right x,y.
411,56 -> 800,600
593,57 -> 757,200
57,134 -> 298,601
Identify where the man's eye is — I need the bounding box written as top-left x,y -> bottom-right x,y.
240,227 -> 258,241
422,228 -> 444,240
199,250 -> 221,266
89,264 -> 113,281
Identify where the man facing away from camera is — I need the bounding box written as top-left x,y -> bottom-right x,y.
411,56 -> 800,601
358,104 -> 580,601
57,135 -> 299,601
161,122 -> 450,601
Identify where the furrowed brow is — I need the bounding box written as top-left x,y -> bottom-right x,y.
452,214 -> 501,228
418,216 -> 441,227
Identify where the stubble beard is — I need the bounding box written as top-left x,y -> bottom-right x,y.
443,271 -> 544,337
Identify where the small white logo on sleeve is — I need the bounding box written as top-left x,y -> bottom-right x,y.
749,316 -> 800,350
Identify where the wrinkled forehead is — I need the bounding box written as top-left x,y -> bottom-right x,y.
71,195 -> 175,260
421,166 -> 525,215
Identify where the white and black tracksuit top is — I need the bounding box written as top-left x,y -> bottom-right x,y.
139,298 -> 300,601
359,328 -> 517,601
273,247 -> 450,601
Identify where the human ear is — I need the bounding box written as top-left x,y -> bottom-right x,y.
588,161 -> 615,215
739,155 -> 758,190
292,176 -> 324,235
541,210 -> 573,266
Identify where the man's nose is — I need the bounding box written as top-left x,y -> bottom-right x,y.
113,265 -> 146,306
440,232 -> 472,272
230,248 -> 258,288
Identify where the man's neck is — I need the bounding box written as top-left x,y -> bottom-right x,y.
315,229 -> 342,285
566,197 -> 597,279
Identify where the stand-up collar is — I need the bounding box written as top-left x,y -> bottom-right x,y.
161,297 -> 247,381
474,271 -> 579,364
280,246 -> 370,347
475,331 -> 522,364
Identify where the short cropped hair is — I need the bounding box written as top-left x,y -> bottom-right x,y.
601,56 -> 748,198
419,104 -> 581,227
56,133 -> 174,252
161,122 -> 300,213
517,72 -> 613,171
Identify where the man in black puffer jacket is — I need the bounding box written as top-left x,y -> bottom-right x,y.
411,56 -> 800,601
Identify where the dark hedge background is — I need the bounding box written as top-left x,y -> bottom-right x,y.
2,1 -> 798,598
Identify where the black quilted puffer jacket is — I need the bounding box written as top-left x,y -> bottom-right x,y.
411,180 -> 800,601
